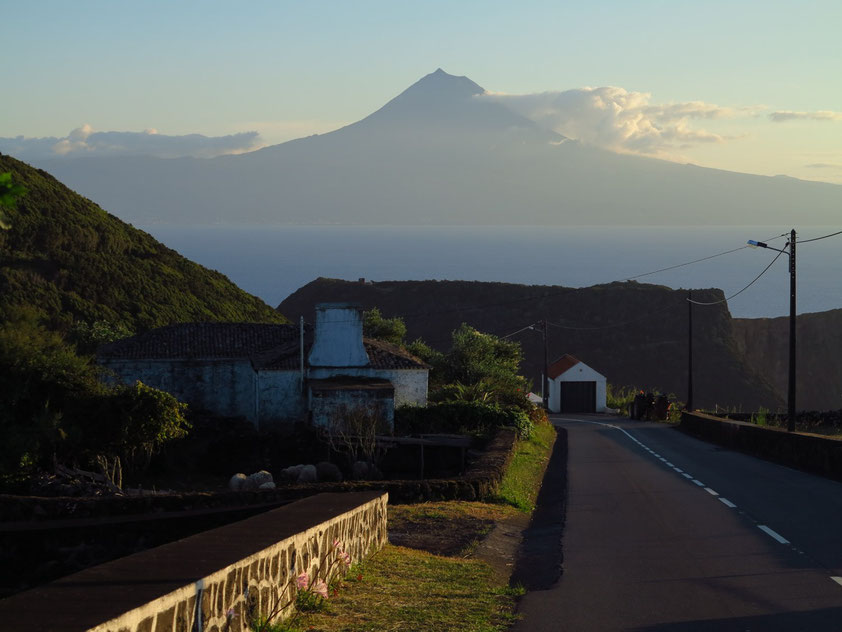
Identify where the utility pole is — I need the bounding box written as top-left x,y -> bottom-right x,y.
788,229 -> 796,432
747,230 -> 797,431
542,319 -> 549,410
687,290 -> 693,411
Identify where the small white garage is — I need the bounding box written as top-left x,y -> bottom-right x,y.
547,354 -> 607,414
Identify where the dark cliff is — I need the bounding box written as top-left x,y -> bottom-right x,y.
279,278 -> 781,410
733,310 -> 842,411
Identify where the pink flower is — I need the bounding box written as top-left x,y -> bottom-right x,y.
313,579 -> 329,599
225,607 -> 237,620
296,571 -> 309,590
332,538 -> 342,550
340,551 -> 351,568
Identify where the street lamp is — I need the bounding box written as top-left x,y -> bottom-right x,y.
747,229 -> 796,431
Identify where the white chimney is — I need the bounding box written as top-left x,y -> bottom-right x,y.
307,303 -> 370,367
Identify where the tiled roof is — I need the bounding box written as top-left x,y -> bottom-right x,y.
98,323 -> 298,360
98,322 -> 427,371
364,338 -> 429,370
547,354 -> 580,380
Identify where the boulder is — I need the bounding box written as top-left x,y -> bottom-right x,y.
296,464 -> 318,483
243,470 -> 273,491
280,464 -> 305,482
316,461 -> 343,482
228,473 -> 247,492
351,461 -> 381,481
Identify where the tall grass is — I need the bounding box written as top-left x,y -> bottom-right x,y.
606,384 -> 637,416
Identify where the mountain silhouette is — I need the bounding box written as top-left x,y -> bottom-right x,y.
30,69 -> 842,225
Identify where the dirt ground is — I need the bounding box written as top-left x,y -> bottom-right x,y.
387,501 -> 526,563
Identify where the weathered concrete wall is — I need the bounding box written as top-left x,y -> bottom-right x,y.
308,304 -> 369,367
257,370 -> 306,428
102,358 -> 257,423
0,492 -> 387,632
309,367 -> 428,407
309,384 -> 396,431
680,411 -> 842,481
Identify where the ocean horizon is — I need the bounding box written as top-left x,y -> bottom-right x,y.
142,225 -> 841,320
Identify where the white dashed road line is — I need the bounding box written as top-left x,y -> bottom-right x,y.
758,525 -> 791,545
563,417 -> 842,591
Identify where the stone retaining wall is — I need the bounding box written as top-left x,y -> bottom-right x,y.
1,429 -> 516,524
0,492 -> 387,632
680,411 -> 842,481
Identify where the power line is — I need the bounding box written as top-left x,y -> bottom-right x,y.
687,246 -> 788,306
295,231 -> 800,331
798,229 -> 842,244
623,245 -> 750,281
302,237 -> 770,326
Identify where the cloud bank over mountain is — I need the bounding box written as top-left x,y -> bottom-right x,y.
0,125 -> 262,160
480,87 -> 757,157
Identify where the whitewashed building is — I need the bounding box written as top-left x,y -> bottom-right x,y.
98,303 -> 428,430
547,354 -> 607,414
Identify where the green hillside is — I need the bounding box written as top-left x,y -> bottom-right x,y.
0,153 -> 287,334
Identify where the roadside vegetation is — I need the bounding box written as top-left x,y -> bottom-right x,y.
607,383 -> 683,423
275,415 -> 556,632
496,419 -> 556,512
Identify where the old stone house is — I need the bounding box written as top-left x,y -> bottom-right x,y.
98,304 -> 428,430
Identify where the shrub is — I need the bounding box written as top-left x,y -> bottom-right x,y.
506,408 -> 534,439
362,308 -> 406,346
395,401 -> 534,439
101,381 -> 190,467
607,384 -> 637,415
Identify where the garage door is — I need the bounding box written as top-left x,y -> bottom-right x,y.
560,381 -> 596,413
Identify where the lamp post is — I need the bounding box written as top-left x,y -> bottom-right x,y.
747,229 -> 796,431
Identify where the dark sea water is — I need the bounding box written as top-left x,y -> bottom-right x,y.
141,225 -> 841,319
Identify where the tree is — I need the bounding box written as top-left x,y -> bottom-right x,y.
362,307 -> 407,346
0,171 -> 26,229
90,381 -> 190,473
421,323 -> 529,406
0,305 -> 190,484
443,323 -> 526,392
0,306 -> 100,474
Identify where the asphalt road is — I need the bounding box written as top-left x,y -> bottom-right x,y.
513,415 -> 842,631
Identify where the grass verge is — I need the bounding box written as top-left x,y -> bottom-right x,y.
496,420 -> 557,512
280,545 -> 520,632
262,419 -> 557,631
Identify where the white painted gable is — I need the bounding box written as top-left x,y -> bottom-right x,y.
556,361 -> 605,383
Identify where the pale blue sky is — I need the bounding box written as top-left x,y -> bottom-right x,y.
3,1 -> 842,181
